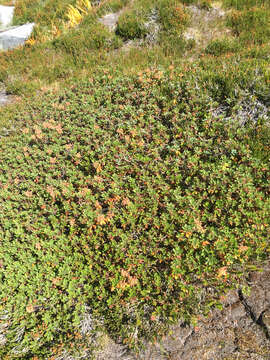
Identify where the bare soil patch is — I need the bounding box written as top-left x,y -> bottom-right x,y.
183,1 -> 233,58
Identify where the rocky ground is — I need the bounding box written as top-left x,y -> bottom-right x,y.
183,1 -> 231,51
94,262 -> 270,360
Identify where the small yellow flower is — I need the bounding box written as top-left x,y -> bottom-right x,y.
25,38 -> 36,46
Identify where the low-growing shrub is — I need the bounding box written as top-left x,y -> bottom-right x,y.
6,79 -> 40,96
116,7 -> 148,40
54,21 -> 122,56
159,32 -> 189,56
224,0 -> 269,11
13,0 -> 76,27
96,0 -> 129,16
116,0 -> 190,41
197,0 -> 212,10
0,1 -> 270,357
227,6 -> 270,45
181,0 -> 196,5
158,0 -> 190,34
205,38 -> 240,56
0,68 -> 269,358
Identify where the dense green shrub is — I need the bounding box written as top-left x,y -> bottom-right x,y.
159,32 -> 190,56
102,0 -> 129,12
224,0 -> 269,10
227,6 -> 270,45
179,0 -> 210,9
116,0 -> 189,41
158,0 -> 190,33
197,0 -> 212,10
0,0 -> 270,358
0,68 -> 269,358
116,8 -> 148,40
115,0 -> 153,41
53,21 -> 122,57
5,79 -> 40,96
2,0 -> 270,99
13,0 -> 76,26
180,0 -> 196,5
205,38 -> 240,56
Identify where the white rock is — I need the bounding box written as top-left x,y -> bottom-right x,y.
0,5 -> 14,28
0,23 -> 35,50
98,12 -> 121,31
